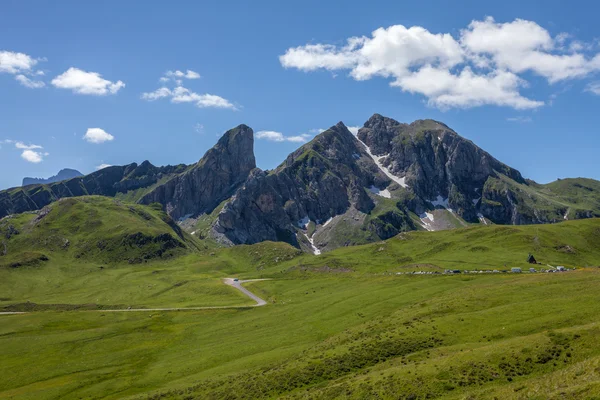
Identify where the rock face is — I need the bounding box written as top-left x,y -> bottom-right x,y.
358,114 -> 525,222
212,122 -> 390,246
22,169 -> 83,187
139,124 -> 256,220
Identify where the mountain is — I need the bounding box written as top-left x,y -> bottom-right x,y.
0,162 -> 187,219
212,122 -> 408,251
212,115 -> 600,252
22,168 -> 83,186
1,115 -> 599,254
139,124 -> 255,220
0,124 -> 253,221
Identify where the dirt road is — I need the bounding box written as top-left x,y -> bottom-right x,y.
0,278 -> 270,314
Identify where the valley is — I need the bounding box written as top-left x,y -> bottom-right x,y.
1,194 -> 600,399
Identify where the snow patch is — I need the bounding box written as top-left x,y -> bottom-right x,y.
419,212 -> 435,231
352,153 -> 360,159
368,185 -> 391,198
355,137 -> 409,188
477,213 -> 488,225
564,209 -> 569,220
297,216 -> 310,229
191,231 -> 196,236
472,197 -> 481,206
322,217 -> 333,227
303,233 -> 321,255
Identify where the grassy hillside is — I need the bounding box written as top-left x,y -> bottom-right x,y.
1,206 -> 600,399
0,196 -> 193,267
266,218 -> 600,276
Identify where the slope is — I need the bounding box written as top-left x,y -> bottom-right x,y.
0,196 -> 193,267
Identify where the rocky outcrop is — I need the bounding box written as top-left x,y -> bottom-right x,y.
212,122 -> 390,246
139,124 -> 256,220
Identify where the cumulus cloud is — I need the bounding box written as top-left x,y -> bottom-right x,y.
166,69 -> 201,79
21,149 -> 48,163
15,74 -> 45,88
141,85 -> 236,109
1,140 -> 48,163
51,68 -> 125,95
83,128 -> 114,144
280,17 -> 600,110
95,163 -> 112,170
255,131 -> 312,143
0,50 -> 39,74
1,50 -> 46,88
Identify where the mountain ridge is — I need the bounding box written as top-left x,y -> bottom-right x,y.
1,114 -> 599,253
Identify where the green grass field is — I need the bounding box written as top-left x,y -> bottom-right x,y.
1,198 -> 600,399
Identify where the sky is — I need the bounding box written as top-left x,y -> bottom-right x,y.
1,0 -> 600,190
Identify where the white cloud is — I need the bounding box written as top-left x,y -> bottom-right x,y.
585,81 -> 600,95
255,131 -> 285,142
0,50 -> 39,74
2,140 -> 48,163
347,126 -> 361,135
15,74 -> 45,88
287,134 -> 312,143
166,69 -> 201,79
1,51 -> 46,88
141,87 -> 171,100
461,17 -> 594,83
21,149 -> 48,163
95,163 -> 112,170
255,131 -> 312,143
141,85 -> 236,110
51,68 -> 125,95
280,17 -> 600,110
194,123 -> 204,134
309,128 -> 325,134
506,116 -> 533,123
15,141 -> 43,150
83,128 -> 114,144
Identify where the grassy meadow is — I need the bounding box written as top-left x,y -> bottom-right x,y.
1,198 -> 600,399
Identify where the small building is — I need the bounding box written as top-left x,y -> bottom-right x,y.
529,268 -> 537,273
557,266 -> 566,272
527,254 -> 537,264
511,267 -> 522,273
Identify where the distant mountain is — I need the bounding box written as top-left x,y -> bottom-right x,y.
23,169 -> 83,186
1,115 -> 599,254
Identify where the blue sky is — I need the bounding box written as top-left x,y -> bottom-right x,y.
1,0 -> 599,190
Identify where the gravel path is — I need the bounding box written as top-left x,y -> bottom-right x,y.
0,278 -> 270,315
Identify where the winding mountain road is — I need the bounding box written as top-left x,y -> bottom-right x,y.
0,278 -> 270,315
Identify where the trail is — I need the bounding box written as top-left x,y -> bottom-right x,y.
0,278 -> 270,315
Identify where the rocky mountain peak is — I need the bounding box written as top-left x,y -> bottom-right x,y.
201,124 -> 255,169
139,125 -> 256,220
